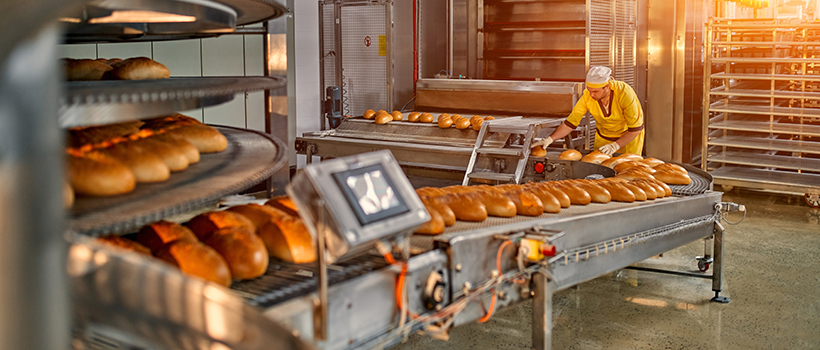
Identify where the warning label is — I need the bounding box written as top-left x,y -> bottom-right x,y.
378,35 -> 386,56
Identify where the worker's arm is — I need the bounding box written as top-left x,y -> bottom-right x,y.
532,98 -> 588,149
614,129 -> 641,148
548,123 -> 574,141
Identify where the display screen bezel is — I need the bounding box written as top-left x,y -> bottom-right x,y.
331,163 -> 409,225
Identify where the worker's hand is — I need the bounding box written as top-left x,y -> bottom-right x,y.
598,142 -> 620,156
530,136 -> 554,149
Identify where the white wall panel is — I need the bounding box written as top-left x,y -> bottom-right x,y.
203,97 -> 246,128
246,91 -> 266,131
244,35 -> 264,76
97,42 -> 152,59
59,44 -> 96,58
293,0 -> 322,145
178,108 -> 204,122
201,36 -> 245,76
153,39 -> 202,76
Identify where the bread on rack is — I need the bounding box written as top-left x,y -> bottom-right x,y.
96,235 -> 152,255
226,204 -> 286,230
415,205 -> 445,235
375,113 -> 392,124
201,227 -> 269,279
64,59 -> 113,81
419,112 -> 434,123
108,57 -> 171,80
99,141 -> 171,183
164,125 -> 228,153
420,197 -> 456,225
559,149 -> 583,161
67,152 -> 136,196
136,220 -> 199,252
155,240 -> 232,287
530,146 -> 547,157
257,213 -> 317,263
266,196 -> 300,217
152,133 -> 200,164
130,136 -> 190,172
407,112 -> 421,122
68,120 -> 145,148
363,109 -> 376,119
185,210 -> 256,240
580,150 -> 610,164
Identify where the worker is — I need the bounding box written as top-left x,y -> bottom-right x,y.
531,66 -> 644,156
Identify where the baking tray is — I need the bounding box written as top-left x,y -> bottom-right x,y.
69,126 -> 287,236
59,76 -> 286,128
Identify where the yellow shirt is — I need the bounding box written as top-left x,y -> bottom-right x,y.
565,80 -> 644,140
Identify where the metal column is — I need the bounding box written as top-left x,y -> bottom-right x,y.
710,222 -> 730,303
265,5 -> 292,196
532,270 -> 553,350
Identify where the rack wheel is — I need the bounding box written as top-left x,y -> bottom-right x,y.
697,260 -> 710,272
807,210 -> 820,225
805,192 -> 820,208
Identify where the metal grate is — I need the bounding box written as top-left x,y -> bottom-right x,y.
321,2 -> 338,106
588,0 -> 636,88
231,254 -> 389,308
668,167 -> 713,196
341,4 -> 389,117
589,0 -> 613,69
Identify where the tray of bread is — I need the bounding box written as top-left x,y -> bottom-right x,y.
60,75 -> 286,128
68,118 -> 287,236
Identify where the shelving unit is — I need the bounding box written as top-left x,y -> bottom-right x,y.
702,18 -> 820,203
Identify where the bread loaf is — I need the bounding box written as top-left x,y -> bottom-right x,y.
153,133 -> 200,164
415,204 -> 446,235
419,112 -> 434,123
525,186 -> 561,213
390,110 -> 403,121
185,210 -> 256,240
436,194 -> 488,222
581,150 -> 610,164
136,220 -> 198,252
484,116 -> 495,121
421,197 -> 456,226
155,240 -> 232,287
653,163 -> 687,173
654,170 -> 691,185
601,157 -> 629,168
202,227 -> 268,279
67,152 -> 136,196
559,149 -> 583,161
628,180 -> 658,200
621,183 -> 647,201
407,112 -> 421,122
454,117 -> 471,129
645,178 -> 672,196
141,113 -> 202,131
68,120 -> 144,148
100,141 -> 171,183
538,185 -> 571,208
471,118 -> 484,131
375,113 -> 392,124
450,186 -> 517,218
266,196 -> 300,217
227,204 -> 287,230
437,115 -> 454,128
109,57 -> 170,80
551,182 -> 591,205
596,182 -> 636,203
639,158 -> 665,167
573,181 -> 612,204
617,153 -> 643,161
500,190 -> 544,216
64,59 -> 112,81
96,235 -> 152,255
530,146 -> 547,157
257,216 -> 317,263
363,109 -> 376,119
615,169 -> 656,181
130,136 -> 189,172
165,125 -> 228,153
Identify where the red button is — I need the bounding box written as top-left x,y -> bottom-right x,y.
534,162 -> 545,173
541,244 -> 556,257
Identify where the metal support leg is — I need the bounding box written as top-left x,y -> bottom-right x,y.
532,271 -> 552,350
710,222 -> 730,303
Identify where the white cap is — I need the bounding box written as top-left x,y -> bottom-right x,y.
585,66 -> 612,87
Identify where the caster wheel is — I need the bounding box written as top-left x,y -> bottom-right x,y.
698,260 -> 710,272
805,192 -> 820,208
807,209 -> 820,225
721,185 -> 734,192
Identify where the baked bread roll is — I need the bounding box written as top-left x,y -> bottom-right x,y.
524,186 -> 561,213
64,59 -> 112,81
581,150 -> 610,164
484,116 -> 495,121
165,125 -> 228,154
530,146 -> 547,157
68,120 -> 144,148
421,197 -> 456,226
615,169 -> 656,181
621,183 -> 647,201
100,141 -> 170,183
375,113 -> 392,124
601,156 -> 630,168
67,152 -> 136,196
202,227 -> 269,279
645,178 -> 673,196
108,57 -> 170,80
435,194 -> 488,222
489,187 -> 544,216
257,216 -> 317,263
153,133 -> 200,164
363,109 -> 376,119
156,240 -> 232,287
654,170 -> 691,185
614,161 -> 653,174
419,113 -> 434,123
551,182 -> 591,205
130,136 -> 189,172
653,163 -> 687,173
185,210 -> 256,240
390,110 -> 403,121
640,158 -> 665,167
618,153 -> 644,160
573,181 -> 612,204
437,115 -> 453,128
416,204 -> 445,235
537,185 -> 571,208
442,186 -> 517,218
596,182 -> 635,203
227,204 -> 287,230
136,220 -> 198,252
454,118 -> 471,129
559,149 -> 582,161
629,180 -> 658,200
141,113 -> 202,130
407,112 -> 421,122
266,196 -> 300,217
471,118 -> 484,131
437,113 -> 451,122
96,235 -> 151,255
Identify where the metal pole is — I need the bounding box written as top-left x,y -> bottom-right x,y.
265,6 -> 292,196
0,25 -> 68,350
710,222 -> 730,303
314,199 -> 329,341
531,270 -> 552,350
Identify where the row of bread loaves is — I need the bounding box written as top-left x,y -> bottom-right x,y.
64,57 -> 170,81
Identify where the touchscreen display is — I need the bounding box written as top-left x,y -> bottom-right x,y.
333,164 -> 409,225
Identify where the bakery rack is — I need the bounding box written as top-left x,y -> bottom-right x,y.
702,18 -> 820,206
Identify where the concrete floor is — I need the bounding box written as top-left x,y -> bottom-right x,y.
392,189 -> 820,349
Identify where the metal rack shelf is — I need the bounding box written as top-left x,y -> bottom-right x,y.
708,135 -> 820,155
703,18 -> 820,195
69,126 -> 287,236
708,151 -> 820,172
59,76 -> 286,128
